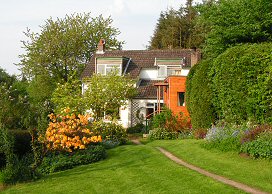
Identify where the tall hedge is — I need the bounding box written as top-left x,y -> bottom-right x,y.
186,60 -> 215,129
210,43 -> 272,124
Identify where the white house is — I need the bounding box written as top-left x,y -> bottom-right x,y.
81,40 -> 201,128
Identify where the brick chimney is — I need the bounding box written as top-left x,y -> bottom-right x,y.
190,48 -> 201,67
96,39 -> 105,54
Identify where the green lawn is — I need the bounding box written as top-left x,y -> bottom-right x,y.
2,144 -> 243,194
147,139 -> 272,193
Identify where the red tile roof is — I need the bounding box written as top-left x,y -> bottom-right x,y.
81,49 -> 195,79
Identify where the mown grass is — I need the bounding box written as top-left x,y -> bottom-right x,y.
147,139 -> 272,193
2,144 -> 243,194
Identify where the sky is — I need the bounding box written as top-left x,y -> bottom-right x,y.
0,0 -> 201,75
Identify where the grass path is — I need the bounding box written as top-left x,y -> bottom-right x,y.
3,144 -> 243,194
147,139 -> 272,193
158,147 -> 268,194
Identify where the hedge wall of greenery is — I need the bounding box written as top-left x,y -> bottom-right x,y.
185,60 -> 215,129
210,43 -> 272,124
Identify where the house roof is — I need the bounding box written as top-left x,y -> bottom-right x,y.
81,49 -> 197,79
136,79 -> 163,99
81,49 -> 200,99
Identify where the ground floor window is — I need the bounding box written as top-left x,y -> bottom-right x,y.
178,92 -> 185,106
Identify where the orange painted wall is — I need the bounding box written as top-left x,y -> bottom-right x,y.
163,76 -> 189,117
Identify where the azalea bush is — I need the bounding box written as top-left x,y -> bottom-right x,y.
41,109 -> 102,153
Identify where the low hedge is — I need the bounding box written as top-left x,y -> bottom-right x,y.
38,145 -> 106,174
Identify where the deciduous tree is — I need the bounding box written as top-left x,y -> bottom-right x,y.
18,13 -> 123,83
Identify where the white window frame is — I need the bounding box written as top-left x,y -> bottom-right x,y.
97,64 -> 122,75
158,65 -> 182,78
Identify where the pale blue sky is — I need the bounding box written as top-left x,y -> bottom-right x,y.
0,0 -> 201,75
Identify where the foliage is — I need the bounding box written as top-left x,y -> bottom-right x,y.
149,0 -> 204,49
198,0 -> 272,58
91,121 -> 128,145
9,130 -> 32,158
0,154 -> 34,184
19,13 -> 123,83
185,60 -> 215,129
148,128 -> 178,140
27,74 -> 55,104
83,71 -> 137,120
210,43 -> 272,124
240,131 -> 272,159
0,125 -> 35,184
149,108 -> 191,133
240,124 -> 272,144
0,78 -> 30,130
51,79 -> 84,114
2,142 -> 246,194
37,145 -> 106,175
193,128 -> 207,139
204,125 -> 243,152
41,109 -> 102,153
126,123 -> 145,134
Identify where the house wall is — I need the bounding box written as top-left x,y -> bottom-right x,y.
139,68 -> 160,80
119,100 -> 131,128
163,76 -> 189,117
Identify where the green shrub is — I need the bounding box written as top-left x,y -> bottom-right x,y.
149,108 -> 190,133
203,125 -> 243,152
210,43 -> 272,124
185,60 -> 215,129
240,124 -> 272,144
38,145 -> 106,174
240,131 -> 272,159
127,123 -> 145,134
10,130 -> 32,158
0,154 -> 35,184
91,121 -> 128,145
148,128 -> 178,140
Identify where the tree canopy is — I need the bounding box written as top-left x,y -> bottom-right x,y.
198,0 -> 272,58
83,72 -> 137,120
186,0 -> 272,128
19,13 -> 123,83
149,0 -> 204,49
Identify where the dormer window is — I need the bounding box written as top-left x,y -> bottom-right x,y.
97,64 -> 121,75
156,58 -> 185,78
96,57 -> 123,76
158,65 -> 182,77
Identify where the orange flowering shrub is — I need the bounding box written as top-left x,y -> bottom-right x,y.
42,108 -> 102,152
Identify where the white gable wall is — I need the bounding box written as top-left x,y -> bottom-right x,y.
139,68 -> 160,80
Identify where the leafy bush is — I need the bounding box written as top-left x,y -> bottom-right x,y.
240,124 -> 272,144
0,154 -> 35,184
41,110 -> 102,152
38,145 -> 106,174
127,123 -> 145,134
210,43 -> 272,124
193,128 -> 207,139
204,125 -> 243,152
148,128 -> 178,140
185,60 -> 215,129
91,121 -> 128,145
240,131 -> 272,159
0,125 -> 35,184
149,108 -> 190,133
10,130 -> 32,158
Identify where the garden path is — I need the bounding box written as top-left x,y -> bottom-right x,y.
131,139 -> 268,194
